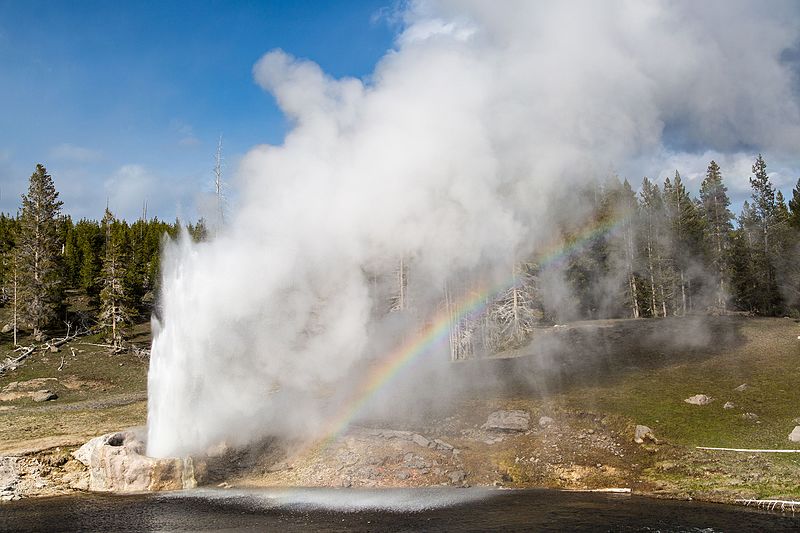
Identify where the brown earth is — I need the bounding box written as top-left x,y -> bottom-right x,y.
1,315 -> 799,506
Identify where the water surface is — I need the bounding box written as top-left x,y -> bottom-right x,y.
2,488 -> 798,532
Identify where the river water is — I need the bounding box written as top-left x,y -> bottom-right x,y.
2,488 -> 799,532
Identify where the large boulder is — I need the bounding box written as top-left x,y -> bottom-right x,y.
72,430 -> 200,492
789,426 -> 800,443
482,410 -> 530,432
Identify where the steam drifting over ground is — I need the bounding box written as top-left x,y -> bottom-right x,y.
147,0 -> 800,458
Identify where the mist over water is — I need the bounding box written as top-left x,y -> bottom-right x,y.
146,0 -> 800,458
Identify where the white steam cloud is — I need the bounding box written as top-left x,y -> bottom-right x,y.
147,0 -> 800,458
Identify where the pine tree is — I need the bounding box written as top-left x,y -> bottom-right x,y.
98,209 -> 132,350
639,177 -> 671,317
17,164 -> 64,337
747,155 -> 782,314
663,171 -> 703,315
699,161 -> 734,311
788,178 -> 800,231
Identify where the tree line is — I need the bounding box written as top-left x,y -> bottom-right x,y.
0,164 -> 208,348
2,156 -> 799,355
555,155 -> 800,320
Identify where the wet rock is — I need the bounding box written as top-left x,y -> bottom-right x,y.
634,425 -> 656,444
32,390 -> 57,402
723,402 -> 735,409
411,434 -> 430,448
539,416 -> 554,427
72,430 -> 199,492
684,394 -> 713,406
789,426 -> 800,443
734,384 -> 749,392
447,470 -> 466,484
482,410 -> 530,432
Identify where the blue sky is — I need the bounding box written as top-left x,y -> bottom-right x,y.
0,0 -> 396,220
0,1 -> 798,222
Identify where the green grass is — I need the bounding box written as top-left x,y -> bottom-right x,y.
562,319 -> 800,450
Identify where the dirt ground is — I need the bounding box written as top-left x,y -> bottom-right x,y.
1,314 -> 799,505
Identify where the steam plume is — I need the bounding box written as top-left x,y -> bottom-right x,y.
147,0 -> 800,458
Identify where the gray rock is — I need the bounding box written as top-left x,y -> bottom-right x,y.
32,390 -> 57,402
412,434 -> 430,448
684,394 -> 713,406
71,430 -> 199,492
432,438 -> 454,451
789,426 -> 800,443
0,457 -> 19,499
634,425 -> 655,444
395,469 -> 411,480
1,324 -> 11,334
723,401 -> 735,409
734,384 -> 749,392
538,416 -> 554,427
447,470 -> 466,484
741,412 -> 759,420
482,410 -> 530,432
403,454 -> 431,470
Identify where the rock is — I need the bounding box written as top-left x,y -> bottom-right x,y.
447,470 -> 466,484
72,430 -> 199,492
49,345 -> 59,353
396,469 -> 411,480
32,390 -> 57,402
634,425 -> 656,444
734,384 -> 748,392
0,457 -> 19,500
412,434 -> 430,448
482,410 -> 530,432
684,394 -> 713,406
741,412 -> 759,420
723,401 -> 735,409
432,438 -> 454,452
538,416 -> 554,427
789,426 -> 800,443
1,324 -> 11,334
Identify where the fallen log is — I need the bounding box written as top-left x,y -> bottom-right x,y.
697,446 -> 800,453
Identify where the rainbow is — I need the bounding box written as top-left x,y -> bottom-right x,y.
313,213 -> 628,449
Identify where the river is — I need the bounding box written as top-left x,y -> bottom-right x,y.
2,488 -> 798,532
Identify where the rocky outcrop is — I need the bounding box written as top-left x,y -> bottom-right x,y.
72,430 -> 201,492
482,410 -> 530,432
32,390 -> 57,402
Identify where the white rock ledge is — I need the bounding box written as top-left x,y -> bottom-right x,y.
72,430 -> 200,492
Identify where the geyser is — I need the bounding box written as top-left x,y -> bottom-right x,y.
147,0 -> 800,458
